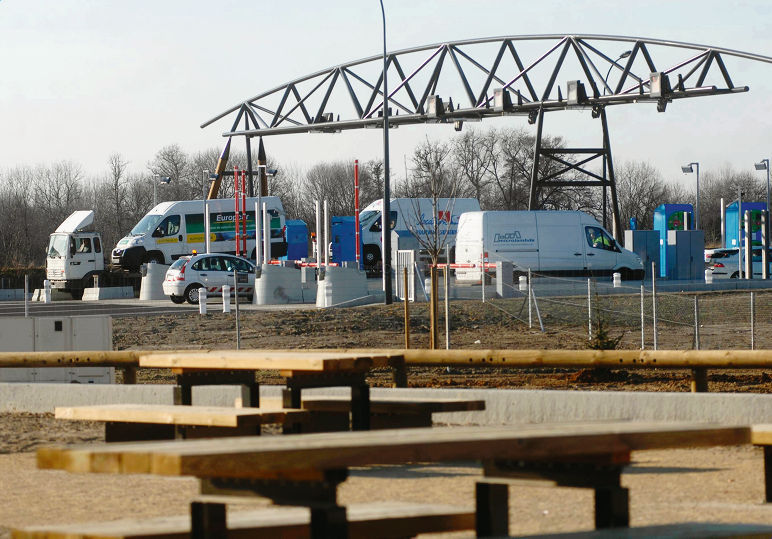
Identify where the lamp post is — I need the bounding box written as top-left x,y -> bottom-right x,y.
754,159 -> 770,214
603,50 -> 632,95
755,159 -> 770,279
681,162 -> 700,229
379,0 -> 392,304
153,175 -> 171,206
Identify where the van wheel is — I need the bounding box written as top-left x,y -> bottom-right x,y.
170,295 -> 185,304
146,253 -> 164,264
184,284 -> 202,304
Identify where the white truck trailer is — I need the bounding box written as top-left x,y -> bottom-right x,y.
455,210 -> 644,281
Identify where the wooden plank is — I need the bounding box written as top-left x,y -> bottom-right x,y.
751,424 -> 772,445
300,397 -> 486,414
36,422 -> 750,479
12,502 -> 474,539
55,404 -> 308,428
139,350 -> 403,372
0,350 -> 141,368
510,522 -> 772,538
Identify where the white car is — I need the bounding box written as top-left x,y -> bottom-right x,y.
162,253 -> 256,304
707,247 -> 772,279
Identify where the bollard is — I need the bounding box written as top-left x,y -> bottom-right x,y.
199,287 -> 207,315
43,280 -> 52,304
222,285 -> 231,313
518,275 -> 528,292
612,272 -> 621,288
704,269 -> 713,284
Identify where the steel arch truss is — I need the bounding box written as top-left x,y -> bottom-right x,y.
202,34 -> 766,137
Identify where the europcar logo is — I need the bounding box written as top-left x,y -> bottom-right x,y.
493,230 -> 534,243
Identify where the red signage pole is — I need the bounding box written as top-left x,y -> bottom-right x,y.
234,166 -> 241,257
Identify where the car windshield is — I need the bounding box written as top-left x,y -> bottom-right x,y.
47,234 -> 69,258
130,214 -> 163,236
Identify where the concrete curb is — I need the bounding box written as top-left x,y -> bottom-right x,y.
2,384 -> 771,425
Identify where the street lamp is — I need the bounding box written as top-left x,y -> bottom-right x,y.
379,0 -> 392,304
754,159 -> 770,213
681,162 -> 700,229
603,50 -> 632,95
153,175 -> 171,206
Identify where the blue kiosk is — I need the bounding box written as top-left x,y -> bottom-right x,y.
725,201 -> 766,248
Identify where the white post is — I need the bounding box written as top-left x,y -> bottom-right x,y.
444,266 -> 450,350
199,287 -> 207,315
254,201 -> 262,265
481,253 -> 485,303
234,270 -> 241,350
204,200 -> 211,254
43,279 -> 51,304
324,199 -> 330,267
262,202 -> 270,265
222,285 -> 231,313
751,291 -> 755,350
720,197 -> 726,246
315,200 -> 321,270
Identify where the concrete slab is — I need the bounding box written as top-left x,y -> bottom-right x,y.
82,287 -> 134,301
2,384 -> 770,425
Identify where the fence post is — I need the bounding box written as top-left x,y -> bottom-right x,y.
444,266 -> 450,350
751,291 -> 756,350
24,274 -> 29,318
587,278 -> 592,340
234,271 -> 240,351
691,295 -> 707,393
651,261 -> 657,351
403,267 -> 410,349
528,269 -> 533,329
640,284 -> 645,350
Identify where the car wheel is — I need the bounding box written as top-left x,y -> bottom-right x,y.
170,295 -> 185,304
184,284 -> 203,304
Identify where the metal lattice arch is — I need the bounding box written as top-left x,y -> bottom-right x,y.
201,34 -> 772,237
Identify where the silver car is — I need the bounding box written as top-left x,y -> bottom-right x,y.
162,253 -> 256,304
707,247 -> 772,279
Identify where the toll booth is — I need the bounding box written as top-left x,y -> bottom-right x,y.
654,203 -> 694,277
725,202 -> 766,248
331,216 -> 358,264
283,219 -> 308,262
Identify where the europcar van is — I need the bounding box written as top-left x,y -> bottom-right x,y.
358,198 -> 481,268
455,210 -> 644,281
112,197 -> 286,271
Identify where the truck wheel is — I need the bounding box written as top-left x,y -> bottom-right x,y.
170,295 -> 185,304
363,246 -> 381,267
70,289 -> 84,300
184,284 -> 202,305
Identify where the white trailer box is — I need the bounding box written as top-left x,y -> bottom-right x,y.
358,197 -> 481,268
455,210 -> 644,282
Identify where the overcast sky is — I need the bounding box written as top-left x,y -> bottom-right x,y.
2,0 -> 772,191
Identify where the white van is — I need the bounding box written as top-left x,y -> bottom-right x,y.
455,210 -> 644,281
358,197 -> 481,268
112,197 -> 286,271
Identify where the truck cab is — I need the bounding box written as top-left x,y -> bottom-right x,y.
46,211 -> 105,299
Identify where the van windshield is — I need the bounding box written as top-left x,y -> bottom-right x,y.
359,210 -> 378,225
47,234 -> 68,258
130,214 -> 163,236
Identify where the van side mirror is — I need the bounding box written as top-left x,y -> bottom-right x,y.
152,227 -> 162,238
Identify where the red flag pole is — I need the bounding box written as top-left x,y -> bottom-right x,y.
354,160 -> 360,266
234,166 -> 240,256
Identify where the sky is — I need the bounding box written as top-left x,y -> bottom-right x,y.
2,0 -> 772,192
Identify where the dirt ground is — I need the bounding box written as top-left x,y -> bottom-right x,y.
3,298 -> 772,537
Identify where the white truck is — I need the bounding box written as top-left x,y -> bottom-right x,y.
455,210 -> 644,281
46,211 -> 105,299
358,197 -> 481,269
111,197 -> 286,271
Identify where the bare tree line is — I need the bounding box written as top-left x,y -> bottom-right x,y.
0,127 -> 764,267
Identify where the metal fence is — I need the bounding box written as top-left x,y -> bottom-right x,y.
418,269 -> 772,351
